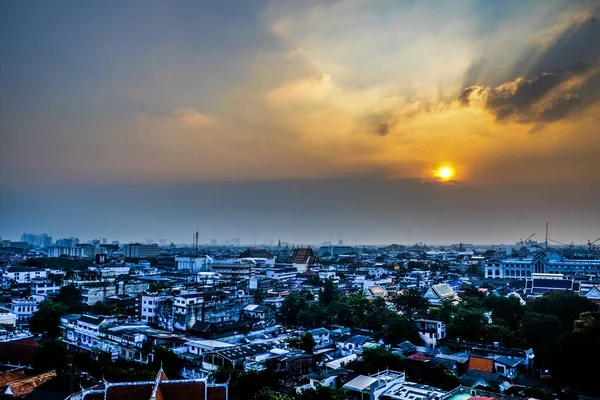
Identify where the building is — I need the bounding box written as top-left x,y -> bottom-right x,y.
415,319 -> 446,348
308,328 -> 331,349
201,343 -> 272,371
343,370 -> 447,400
4,266 -> 48,284
242,304 -> 273,321
30,278 -> 62,297
0,311 -> 16,327
9,298 -> 39,325
287,248 -> 318,272
484,250 -> 600,279
265,264 -> 298,281
525,273 -> 581,297
20,233 -> 52,248
143,290 -> 251,332
211,260 -> 255,281
176,256 -> 213,273
66,369 -> 228,400
0,368 -> 57,398
78,280 -> 150,306
424,283 -> 460,306
122,243 -> 160,258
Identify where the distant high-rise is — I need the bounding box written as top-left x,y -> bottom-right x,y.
21,233 -> 52,247
122,243 -> 160,258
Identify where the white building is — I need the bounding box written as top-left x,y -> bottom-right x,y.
414,319 -> 446,348
5,266 -> 48,284
0,311 -> 16,327
140,292 -> 169,323
176,256 -> 213,273
31,278 -> 62,296
10,298 -> 39,325
266,265 -> 298,281
484,250 -> 600,279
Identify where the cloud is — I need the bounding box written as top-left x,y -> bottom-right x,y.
170,109 -> 216,127
376,122 -> 389,136
538,93 -> 582,122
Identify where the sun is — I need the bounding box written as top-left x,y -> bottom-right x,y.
436,166 -> 454,181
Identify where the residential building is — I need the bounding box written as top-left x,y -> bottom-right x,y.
9,298 -> 39,325
343,370 -> 447,400
0,311 -> 16,327
78,280 -> 150,306
176,255 -> 213,273
265,264 -> 298,281
242,304 -> 273,321
211,260 -> 255,281
309,327 -> 331,349
201,343 -> 272,370
30,278 -> 62,296
338,334 -> 371,356
4,266 -> 48,284
415,319 -> 446,348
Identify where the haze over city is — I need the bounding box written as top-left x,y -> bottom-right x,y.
1,0 -> 599,244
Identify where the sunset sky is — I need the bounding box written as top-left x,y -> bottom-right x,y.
1,0 -> 599,245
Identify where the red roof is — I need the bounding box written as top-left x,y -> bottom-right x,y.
468,356 -> 494,373
407,353 -> 430,362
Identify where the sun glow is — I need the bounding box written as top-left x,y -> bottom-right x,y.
436,166 -> 454,181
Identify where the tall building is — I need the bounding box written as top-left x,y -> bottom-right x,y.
122,243 -> 160,258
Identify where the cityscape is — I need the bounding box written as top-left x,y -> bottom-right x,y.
1,1 -> 600,400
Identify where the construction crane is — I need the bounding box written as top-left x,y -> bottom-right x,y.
519,233 -> 535,248
547,238 -> 574,249
588,238 -> 600,252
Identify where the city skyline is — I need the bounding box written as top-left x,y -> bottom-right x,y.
1,0 -> 599,243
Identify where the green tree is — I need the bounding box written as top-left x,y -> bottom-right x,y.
152,346 -> 183,378
299,332 -> 315,354
428,365 -> 460,390
528,291 -> 597,331
53,284 -> 83,313
485,295 -> 525,331
392,289 -> 429,320
280,294 -> 309,326
447,307 -> 487,341
255,389 -> 291,400
91,301 -> 117,315
33,338 -> 69,373
553,311 -> 600,394
521,311 -> 563,362
295,386 -> 347,400
347,347 -> 406,375
252,289 -> 267,305
29,300 -> 69,339
384,314 -> 420,346
319,279 -> 338,307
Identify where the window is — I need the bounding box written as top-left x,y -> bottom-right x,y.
496,365 -> 505,374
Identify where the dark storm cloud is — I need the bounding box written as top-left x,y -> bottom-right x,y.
458,13 -> 600,123
487,70 -> 570,120
376,122 -> 389,136
539,93 -> 582,122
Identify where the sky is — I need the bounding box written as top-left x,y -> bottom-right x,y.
1,0 -> 599,245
